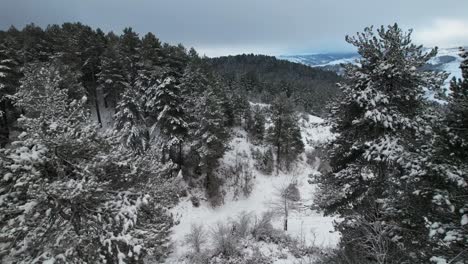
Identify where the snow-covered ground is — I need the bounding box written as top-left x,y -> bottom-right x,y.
166,113 -> 339,263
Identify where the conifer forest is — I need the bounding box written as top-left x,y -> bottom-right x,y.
0,1 -> 467,263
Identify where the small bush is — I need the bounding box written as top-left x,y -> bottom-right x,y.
251,211 -> 275,241
191,196 -> 201,207
211,222 -> 240,257
231,211 -> 252,239
185,224 -> 208,253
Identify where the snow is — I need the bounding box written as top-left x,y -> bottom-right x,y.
430,256 -> 447,264
167,112 -> 339,263
461,214 -> 468,226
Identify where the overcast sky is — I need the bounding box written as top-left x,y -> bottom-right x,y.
1,0 -> 468,56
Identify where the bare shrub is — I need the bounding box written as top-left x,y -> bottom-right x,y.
231,211 -> 252,239
251,211 -> 276,241
211,222 -> 240,257
185,224 -> 208,253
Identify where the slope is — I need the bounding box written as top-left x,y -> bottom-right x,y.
166,111 -> 339,263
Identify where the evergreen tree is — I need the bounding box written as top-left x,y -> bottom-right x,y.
247,105 -> 266,143
18,23 -> 53,63
189,84 -> 229,203
146,76 -> 187,164
315,24 -> 447,263
79,26 -> 107,125
97,43 -> 129,108
0,38 -> 20,146
114,80 -> 149,153
421,48 -> 468,263
140,32 -> 162,68
266,94 -> 304,172
0,62 -> 177,263
230,90 -> 250,126
119,28 -> 141,83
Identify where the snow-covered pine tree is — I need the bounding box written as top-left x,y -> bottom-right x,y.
79,26 -> 107,125
189,83 -> 229,203
140,32 -> 161,63
246,105 -> 267,144
18,23 -> 53,63
119,28 -> 141,84
97,40 -> 129,109
315,24 -> 447,263
0,61 -> 177,263
0,38 -> 20,146
230,90 -> 250,126
146,76 -> 187,165
422,48 -> 468,263
114,75 -> 149,153
266,94 -> 304,172
161,43 -> 188,79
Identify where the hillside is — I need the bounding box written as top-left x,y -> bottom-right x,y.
167,108 -> 339,263
208,54 -> 341,116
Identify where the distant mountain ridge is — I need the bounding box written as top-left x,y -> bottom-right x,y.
278,47 -> 465,84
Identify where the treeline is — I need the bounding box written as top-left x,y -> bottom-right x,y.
315,24 -> 468,264
208,54 -> 341,115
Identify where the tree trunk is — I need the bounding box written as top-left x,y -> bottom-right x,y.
0,101 -> 9,147
284,197 -> 288,231
276,118 -> 282,175
178,141 -> 183,166
90,66 -> 102,126
93,86 -> 102,126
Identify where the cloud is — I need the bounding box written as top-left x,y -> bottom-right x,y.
414,18 -> 468,48
2,0 -> 468,56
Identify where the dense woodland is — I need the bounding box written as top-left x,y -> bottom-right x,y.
208,54 -> 341,115
0,22 -> 467,264
0,23 -> 320,263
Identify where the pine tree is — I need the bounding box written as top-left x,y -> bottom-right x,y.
79,26 -> 107,125
422,48 -> 468,263
0,61 -> 177,263
247,105 -> 266,143
97,42 -> 129,108
140,32 -> 162,68
114,78 -> 149,153
0,38 -> 20,146
230,90 -> 250,126
189,84 -> 229,203
266,94 -> 304,172
119,28 -> 141,83
19,23 -> 53,63
146,76 -> 187,164
315,24 -> 447,263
